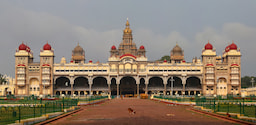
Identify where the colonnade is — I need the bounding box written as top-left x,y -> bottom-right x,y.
54,75 -> 202,96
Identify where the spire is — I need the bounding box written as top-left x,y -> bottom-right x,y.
126,18 -> 130,27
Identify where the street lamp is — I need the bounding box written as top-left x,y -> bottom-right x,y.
251,77 -> 255,88
170,76 -> 175,96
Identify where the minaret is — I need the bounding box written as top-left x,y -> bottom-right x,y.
223,42 -> 241,95
40,42 -> 54,95
118,18 -> 137,56
15,42 -> 32,95
201,41 -> 216,96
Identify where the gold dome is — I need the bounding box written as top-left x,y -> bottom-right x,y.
73,43 -> 84,52
124,18 -> 132,34
172,44 -> 182,52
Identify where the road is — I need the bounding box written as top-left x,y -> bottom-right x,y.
49,98 -> 235,125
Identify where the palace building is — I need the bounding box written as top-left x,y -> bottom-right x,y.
14,19 -> 241,96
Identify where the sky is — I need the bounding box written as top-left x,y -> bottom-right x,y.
0,0 -> 256,77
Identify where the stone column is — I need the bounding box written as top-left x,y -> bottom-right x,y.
164,84 -> 166,96
137,84 -> 139,96
145,84 -> 148,94
136,77 -> 140,97
145,78 -> 149,94
182,77 -> 186,95
107,78 -> 111,96
89,77 -> 93,95
108,84 -> 111,95
117,84 -> 119,98
70,79 -> 74,96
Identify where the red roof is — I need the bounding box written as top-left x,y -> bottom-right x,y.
42,64 -> 50,67
19,43 -> 27,50
43,42 -> 51,50
225,44 -> 231,52
17,64 -> 25,66
111,45 -> 116,50
26,46 -> 31,52
120,54 -> 136,59
229,42 -> 237,50
206,64 -> 214,66
204,42 -> 213,50
139,45 -> 145,49
231,64 -> 239,66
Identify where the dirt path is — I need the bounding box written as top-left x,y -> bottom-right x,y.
49,98 -> 236,125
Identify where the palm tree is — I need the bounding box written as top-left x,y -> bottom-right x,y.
0,74 -> 7,84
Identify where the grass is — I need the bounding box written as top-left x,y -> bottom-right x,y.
0,100 -> 77,124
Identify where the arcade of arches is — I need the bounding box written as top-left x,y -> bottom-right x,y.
54,75 -> 202,96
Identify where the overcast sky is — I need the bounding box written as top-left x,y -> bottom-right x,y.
0,0 -> 256,77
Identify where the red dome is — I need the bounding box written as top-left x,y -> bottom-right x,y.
43,42 -> 51,50
26,46 -> 31,52
204,42 -> 213,50
111,45 -> 116,50
225,45 -> 230,52
229,42 -> 237,50
139,45 -> 145,49
19,43 -> 27,50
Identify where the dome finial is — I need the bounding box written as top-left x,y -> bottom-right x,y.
126,18 -> 130,27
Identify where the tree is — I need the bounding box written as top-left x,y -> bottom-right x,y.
241,76 -> 256,88
0,74 -> 7,84
158,55 -> 170,61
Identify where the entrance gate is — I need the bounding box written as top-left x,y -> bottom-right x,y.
120,76 -> 136,96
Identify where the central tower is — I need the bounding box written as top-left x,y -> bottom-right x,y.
110,19 -> 146,58
118,19 -> 137,55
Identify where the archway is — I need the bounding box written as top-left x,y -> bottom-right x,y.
185,77 -> 201,95
74,77 -> 89,90
139,78 -> 145,94
120,76 -> 136,96
148,77 -> 164,94
217,77 -> 227,96
29,78 -> 40,96
55,77 -> 71,89
4,87 -> 11,96
167,76 -> 182,95
92,77 -> 108,95
110,78 -> 117,95
56,91 -> 60,95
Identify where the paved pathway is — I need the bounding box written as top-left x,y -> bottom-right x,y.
49,98 -> 235,125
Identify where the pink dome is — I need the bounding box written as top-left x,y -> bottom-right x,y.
43,42 -> 51,50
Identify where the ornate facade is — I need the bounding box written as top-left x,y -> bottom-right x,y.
14,19 -> 241,96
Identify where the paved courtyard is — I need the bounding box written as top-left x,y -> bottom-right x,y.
49,98 -> 235,125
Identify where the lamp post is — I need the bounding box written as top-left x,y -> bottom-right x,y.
251,77 -> 255,88
170,77 -> 175,96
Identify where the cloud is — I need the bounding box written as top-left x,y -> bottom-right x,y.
195,23 -> 256,76
0,1 -> 255,77
134,29 -> 190,61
